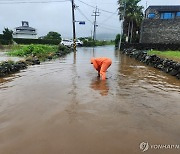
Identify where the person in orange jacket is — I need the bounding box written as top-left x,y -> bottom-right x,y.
90,57 -> 112,80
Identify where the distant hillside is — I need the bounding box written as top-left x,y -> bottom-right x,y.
96,33 -> 117,41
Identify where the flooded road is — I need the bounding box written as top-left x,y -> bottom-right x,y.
0,45 -> 180,154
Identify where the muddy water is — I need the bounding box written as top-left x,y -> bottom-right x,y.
0,51 -> 24,62
0,45 -> 180,154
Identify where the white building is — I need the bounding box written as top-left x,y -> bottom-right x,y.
13,21 -> 37,39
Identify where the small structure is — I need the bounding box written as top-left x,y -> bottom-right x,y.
140,5 -> 180,43
13,21 -> 37,39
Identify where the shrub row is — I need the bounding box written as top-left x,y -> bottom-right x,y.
118,43 -> 180,51
13,38 -> 60,45
0,39 -> 11,45
83,40 -> 112,47
0,38 -> 61,45
121,48 -> 180,79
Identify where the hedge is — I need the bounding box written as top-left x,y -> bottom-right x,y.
117,43 -> 180,51
13,38 -> 60,45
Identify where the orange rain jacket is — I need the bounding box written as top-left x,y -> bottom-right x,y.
91,57 -> 112,80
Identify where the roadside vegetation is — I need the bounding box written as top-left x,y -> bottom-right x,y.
7,44 -> 71,61
79,37 -> 114,47
148,50 -> 180,62
0,44 -> 72,77
83,40 -> 114,47
7,44 -> 58,61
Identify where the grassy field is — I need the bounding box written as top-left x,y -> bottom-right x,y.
148,50 -> 180,62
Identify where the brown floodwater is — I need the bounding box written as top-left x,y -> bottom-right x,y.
0,45 -> 180,154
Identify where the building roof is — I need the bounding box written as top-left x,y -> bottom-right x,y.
147,5 -> 180,12
15,26 -> 36,31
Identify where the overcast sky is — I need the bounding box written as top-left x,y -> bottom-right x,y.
0,0 -> 179,39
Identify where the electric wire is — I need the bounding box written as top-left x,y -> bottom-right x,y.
77,0 -> 116,14
76,8 -> 94,24
99,10 -> 118,25
77,8 -> 120,30
98,24 -> 120,31
0,0 -> 70,4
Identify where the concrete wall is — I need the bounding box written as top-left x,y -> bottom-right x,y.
140,19 -> 180,43
13,34 -> 37,39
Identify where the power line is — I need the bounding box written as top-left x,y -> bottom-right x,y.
76,8 -> 93,24
77,0 -> 115,14
0,0 -> 70,4
99,23 -> 120,30
77,8 -> 120,33
77,7 -> 119,30
99,10 -> 118,25
98,24 -> 119,31
0,0 -> 69,1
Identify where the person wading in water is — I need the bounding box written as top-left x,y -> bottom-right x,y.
90,57 -> 112,80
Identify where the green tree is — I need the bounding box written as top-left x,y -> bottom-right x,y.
44,31 -> 61,41
2,28 -> 13,44
118,0 -> 143,43
115,34 -> 126,47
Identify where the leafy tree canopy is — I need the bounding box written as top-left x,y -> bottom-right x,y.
3,28 -> 13,40
117,0 -> 144,43
44,31 -> 61,41
118,0 -> 143,24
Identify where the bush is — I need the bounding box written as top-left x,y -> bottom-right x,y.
7,44 -> 58,61
0,34 -> 3,39
115,34 -> 126,47
58,44 -> 69,51
13,38 -> 60,45
118,43 -> 180,51
82,40 -> 113,47
7,44 -> 72,61
0,39 -> 10,45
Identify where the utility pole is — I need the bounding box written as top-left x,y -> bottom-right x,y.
71,0 -> 76,51
92,6 -> 100,41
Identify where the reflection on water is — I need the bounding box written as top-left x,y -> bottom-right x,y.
0,74 -> 21,90
119,54 -> 180,93
90,78 -> 109,96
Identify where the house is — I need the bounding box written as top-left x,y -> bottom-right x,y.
13,21 -> 37,39
140,5 -> 180,43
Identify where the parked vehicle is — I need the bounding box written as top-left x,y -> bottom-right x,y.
60,39 -> 83,47
76,39 -> 83,46
60,39 -> 73,47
